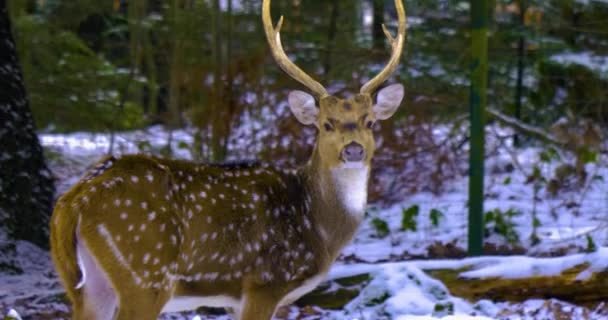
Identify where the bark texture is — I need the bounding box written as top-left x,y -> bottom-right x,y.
0,1 -> 55,248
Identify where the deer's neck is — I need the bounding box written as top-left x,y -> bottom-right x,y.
299,149 -> 369,259
328,166 -> 369,217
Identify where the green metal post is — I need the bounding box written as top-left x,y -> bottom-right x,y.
468,0 -> 488,256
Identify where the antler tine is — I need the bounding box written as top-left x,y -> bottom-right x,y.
360,0 -> 406,95
262,0 -> 328,98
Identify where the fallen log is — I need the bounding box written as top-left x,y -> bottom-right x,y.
297,251 -> 608,309
427,263 -> 608,308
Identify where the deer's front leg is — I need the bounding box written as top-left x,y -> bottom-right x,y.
239,287 -> 281,320
113,291 -> 168,320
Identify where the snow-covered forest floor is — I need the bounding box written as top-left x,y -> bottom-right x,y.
2,125 -> 608,320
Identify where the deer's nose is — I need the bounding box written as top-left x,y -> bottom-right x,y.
342,142 -> 365,162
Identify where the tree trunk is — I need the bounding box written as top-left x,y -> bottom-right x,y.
513,0 -> 526,147
468,0 -> 489,256
209,0 -> 228,162
0,1 -> 55,248
323,0 -> 339,79
372,0 -> 385,50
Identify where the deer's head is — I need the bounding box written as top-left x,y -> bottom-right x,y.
263,0 -> 406,171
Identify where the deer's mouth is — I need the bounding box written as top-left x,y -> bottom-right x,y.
339,160 -> 366,169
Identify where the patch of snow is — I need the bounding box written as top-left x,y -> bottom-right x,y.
343,137 -> 608,262
575,0 -> 608,5
336,264 -> 483,319
0,236 -> 67,318
6,309 -> 22,320
550,51 -> 608,78
326,250 -> 608,319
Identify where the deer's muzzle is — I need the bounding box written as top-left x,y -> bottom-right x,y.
342,142 -> 365,163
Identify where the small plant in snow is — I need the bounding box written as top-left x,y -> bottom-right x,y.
371,217 -> 390,238
364,292 -> 391,307
429,208 -> 444,227
433,301 -> 455,317
585,234 -> 597,253
401,205 -> 419,231
340,265 -> 474,319
484,208 -> 521,244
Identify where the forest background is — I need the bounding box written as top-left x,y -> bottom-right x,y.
1,0 -> 608,317
5,0 -> 608,245
0,0 -> 608,318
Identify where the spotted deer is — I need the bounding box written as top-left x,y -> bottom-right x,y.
50,0 -> 406,319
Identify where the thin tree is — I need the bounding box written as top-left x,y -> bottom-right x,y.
372,0 -> 385,50
0,0 -> 55,248
468,0 -> 488,256
513,0 -> 527,147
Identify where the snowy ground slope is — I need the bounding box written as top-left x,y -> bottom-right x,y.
2,126 -> 608,319
345,146 -> 608,262
0,230 -> 68,319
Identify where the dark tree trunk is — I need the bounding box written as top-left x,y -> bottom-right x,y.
323,0 -> 339,79
513,0 -> 526,147
0,1 -> 55,248
372,0 -> 385,50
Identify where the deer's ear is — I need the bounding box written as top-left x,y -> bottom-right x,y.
373,84 -> 404,120
289,90 -> 318,126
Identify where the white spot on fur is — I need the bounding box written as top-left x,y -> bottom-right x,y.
96,224 -> 142,284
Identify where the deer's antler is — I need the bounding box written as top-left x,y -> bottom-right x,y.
360,0 -> 406,95
262,0 -> 328,98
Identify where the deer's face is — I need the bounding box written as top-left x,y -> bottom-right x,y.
288,84 -> 404,170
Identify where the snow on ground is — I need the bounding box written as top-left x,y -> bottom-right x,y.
0,230 -> 68,319
550,51 -> 608,79
325,249 -> 608,319
3,125 -> 608,319
344,146 -> 608,262
330,247 -> 608,280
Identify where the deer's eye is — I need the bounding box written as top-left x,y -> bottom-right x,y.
366,121 -> 374,129
324,122 -> 334,132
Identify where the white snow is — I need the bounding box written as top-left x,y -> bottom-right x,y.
324,248 -> 608,319
342,126 -> 608,262
330,247 -> 608,286
6,309 -> 22,320
550,51 -> 608,78
337,264 -> 481,319
0,230 -> 69,318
